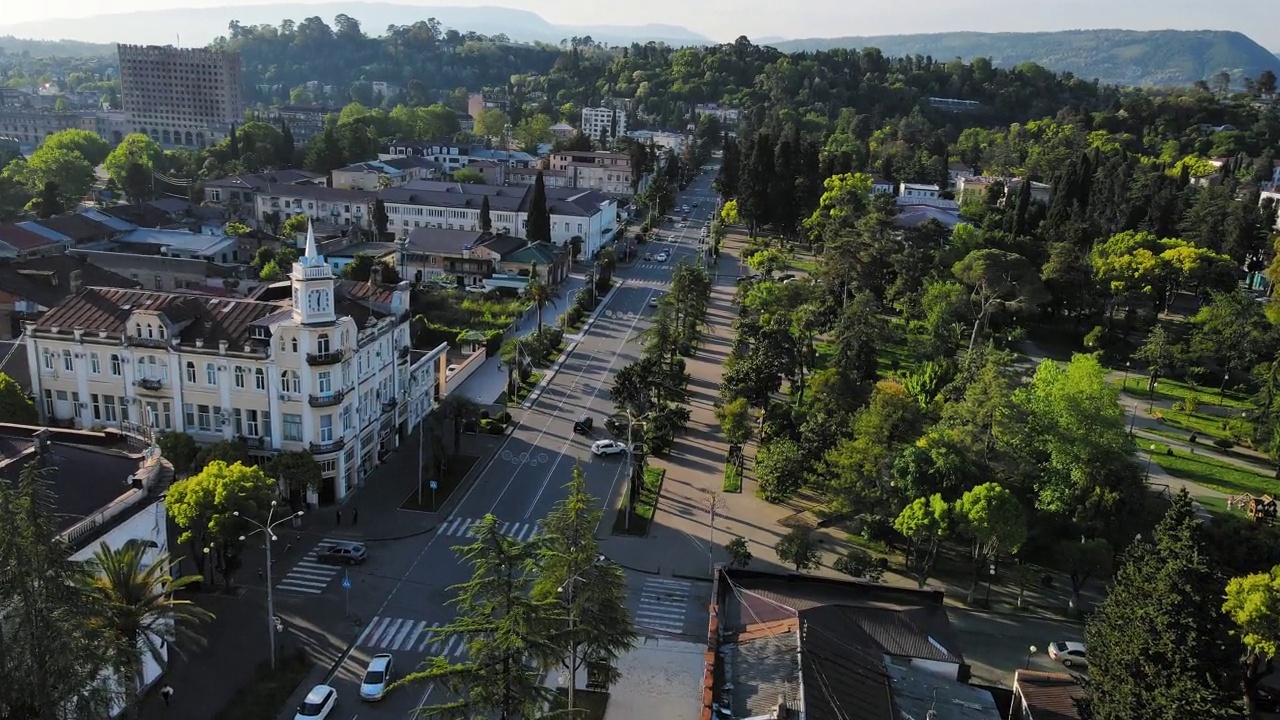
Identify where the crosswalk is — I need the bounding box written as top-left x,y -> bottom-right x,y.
635,577 -> 693,636
436,516 -> 542,542
636,263 -> 673,270
274,537 -> 345,595
356,617 -> 468,658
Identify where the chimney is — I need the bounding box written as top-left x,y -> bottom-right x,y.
69,269 -> 83,293
370,263 -> 383,285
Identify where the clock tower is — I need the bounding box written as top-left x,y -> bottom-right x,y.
291,222 -> 336,325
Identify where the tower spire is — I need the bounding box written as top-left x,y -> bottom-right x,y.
304,220 -> 318,263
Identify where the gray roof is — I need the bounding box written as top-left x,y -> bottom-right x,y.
204,169 -> 323,190
328,242 -> 399,259
259,185 -> 376,203
887,664 -> 999,720
0,254 -> 140,310
405,227 -> 489,255
381,182 -> 608,218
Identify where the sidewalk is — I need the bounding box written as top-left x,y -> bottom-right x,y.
452,274 -> 588,405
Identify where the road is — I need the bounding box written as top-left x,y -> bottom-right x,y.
277,166 -> 724,719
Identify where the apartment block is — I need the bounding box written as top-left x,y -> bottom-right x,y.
581,107 -> 628,144
547,150 -> 642,196
117,44 -> 244,148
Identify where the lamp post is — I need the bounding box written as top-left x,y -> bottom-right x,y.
1148,382 -> 1158,412
1026,645 -> 1038,669
1144,444 -> 1157,482
559,554 -> 606,713
984,562 -> 996,608
564,289 -> 581,331
234,500 -> 304,670
1121,361 -> 1131,393
201,542 -> 217,587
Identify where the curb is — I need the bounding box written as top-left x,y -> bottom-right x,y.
519,280 -> 624,412
672,570 -> 714,583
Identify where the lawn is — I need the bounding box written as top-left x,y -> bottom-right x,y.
399,454 -> 480,513
723,462 -> 742,493
612,467 -> 666,536
512,372 -> 545,404
1144,441 -> 1277,499
1116,375 -> 1252,410
412,288 -> 527,332
214,649 -> 312,720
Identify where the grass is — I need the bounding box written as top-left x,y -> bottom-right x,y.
399,454 -> 480,513
412,288 -> 526,332
511,372 -> 545,404
533,340 -> 569,368
213,649 -> 312,720
723,462 -> 742,493
1116,375 -> 1252,410
793,258 -> 819,274
1144,441 -> 1277,499
548,688 -> 609,720
612,467 -> 666,536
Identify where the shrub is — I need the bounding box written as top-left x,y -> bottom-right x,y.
1184,393 -> 1200,414
496,411 -> 512,425
833,548 -> 886,582
1083,325 -> 1105,349
1213,437 -> 1234,450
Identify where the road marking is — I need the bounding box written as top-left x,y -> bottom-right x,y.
275,537 -> 346,594
635,577 -> 693,636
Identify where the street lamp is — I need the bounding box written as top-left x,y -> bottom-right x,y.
563,289 -> 581,331
1144,444 -> 1157,482
984,562 -> 996,608
558,555 -> 607,713
1121,361 -> 1131,392
201,542 -> 217,586
1026,645 -> 1038,669
234,500 -> 304,670
1148,382 -> 1158,412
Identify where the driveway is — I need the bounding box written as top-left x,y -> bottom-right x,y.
949,609 -> 1086,687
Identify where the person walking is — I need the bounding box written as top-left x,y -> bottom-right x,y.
160,685 -> 174,706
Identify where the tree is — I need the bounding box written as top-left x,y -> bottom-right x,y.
1225,565 -> 1280,715
714,396 -> 753,447
1056,537 -> 1113,617
530,467 -> 636,690
775,527 -> 821,571
397,514 -> 556,719
953,482 -> 1027,604
280,213 -> 311,238
19,146 -> 95,207
453,167 -> 485,184
952,249 -> 1048,352
372,199 -> 389,236
267,450 -> 322,506
526,171 -> 552,243
304,125 -> 347,174
833,548 -> 886,582
479,194 -> 492,233
725,537 -> 753,568
104,134 -> 163,194
120,161 -> 154,204
755,437 -> 806,502
165,461 -> 277,591
1085,491 -> 1239,720
894,494 -> 951,588
439,394 -> 481,457
745,248 -> 792,277
192,437 -> 249,471
1190,290 -> 1269,393
0,371 -> 36,423
524,275 -> 560,330
155,431 -> 199,476
36,180 -> 63,218
513,113 -> 554,153
0,461 -> 122,719
79,541 -> 212,713
342,254 -> 402,283
40,128 -> 110,166
474,108 -> 509,139
224,222 -> 250,237
1135,325 -> 1180,393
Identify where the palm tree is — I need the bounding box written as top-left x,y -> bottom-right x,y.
524,275 -> 560,331
80,541 -> 213,716
439,394 -> 482,457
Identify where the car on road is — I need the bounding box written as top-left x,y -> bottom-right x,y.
1048,641 -> 1087,667
643,253 -> 654,261
573,415 -> 594,434
464,285 -> 488,294
655,252 -> 669,262
681,205 -> 690,212
681,214 -> 690,221
592,439 -> 627,456
692,202 -> 699,207
295,685 -> 338,720
360,654 -> 394,701
649,295 -> 661,307
677,222 -> 687,228
318,541 -> 367,565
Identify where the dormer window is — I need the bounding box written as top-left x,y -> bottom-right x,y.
158,326 -> 165,339
146,324 -> 155,339
134,322 -> 142,337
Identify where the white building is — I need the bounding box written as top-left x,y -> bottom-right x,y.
254,186 -> 377,231
383,141 -> 536,175
581,107 -> 628,144
23,225 -> 447,505
899,183 -> 941,201
379,181 -> 617,259
624,130 -> 686,154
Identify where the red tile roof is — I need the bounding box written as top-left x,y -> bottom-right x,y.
0,224 -> 58,252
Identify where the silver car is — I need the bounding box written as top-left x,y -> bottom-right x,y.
360,653 -> 393,701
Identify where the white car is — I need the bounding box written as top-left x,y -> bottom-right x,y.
465,285 -> 488,294
1047,641 -> 1087,668
360,653 -> 394,701
295,685 -> 337,720
649,296 -> 661,307
592,439 -> 627,456
655,253 -> 669,262
677,222 -> 687,229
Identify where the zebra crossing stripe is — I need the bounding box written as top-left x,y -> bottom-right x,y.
356,616 -> 389,646
415,622 -> 441,652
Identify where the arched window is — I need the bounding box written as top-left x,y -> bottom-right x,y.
290,337 -> 298,353
158,326 -> 165,339
146,324 -> 154,338
280,370 -> 300,394
254,368 -> 265,390
162,129 -> 171,145
316,333 -> 330,354
184,131 -> 193,146
135,322 -> 142,337
205,363 -> 217,385
109,354 -> 122,376
185,361 -> 196,383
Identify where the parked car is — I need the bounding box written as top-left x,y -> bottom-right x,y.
649,295 -> 661,307
777,273 -> 796,282
465,285 -> 488,294
319,541 -> 367,565
1047,641 -> 1087,667
360,654 -> 394,701
643,253 -> 654,261
692,201 -> 699,207
295,685 -> 338,720
656,252 -> 669,262
592,439 -> 627,456
573,415 -> 594,434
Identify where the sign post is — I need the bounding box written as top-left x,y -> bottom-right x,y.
342,571 -> 351,618
429,480 -> 438,510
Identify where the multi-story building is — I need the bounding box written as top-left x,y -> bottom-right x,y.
331,157 -> 442,191
547,150 -> 645,196
467,91 -> 508,119
23,225 -> 447,505
694,103 -> 740,125
399,228 -> 569,288
384,140 -> 535,174
254,185 -> 377,231
624,130 -> 686,154
0,107 -> 96,149
379,180 -> 617,259
117,44 -> 244,149
275,104 -> 341,143
507,166 -> 571,189
580,107 -> 628,144
956,176 -> 1053,205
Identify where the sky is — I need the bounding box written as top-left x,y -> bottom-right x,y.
3,0 -> 1278,48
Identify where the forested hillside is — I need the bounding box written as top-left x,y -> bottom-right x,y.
771,29 -> 1280,87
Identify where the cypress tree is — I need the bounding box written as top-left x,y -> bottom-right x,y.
278,119 -> 295,167
526,172 -> 551,243
37,181 -> 63,219
479,194 -> 492,233
229,122 -> 239,158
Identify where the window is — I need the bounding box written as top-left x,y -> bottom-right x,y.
233,408 -> 243,435
154,275 -> 163,290
263,411 -> 272,439
317,371 -> 332,394
102,395 -> 117,423
89,352 -> 101,374
234,366 -> 246,388
158,326 -> 165,339
162,402 -> 172,430
62,349 -> 73,372
291,337 -> 298,353
72,391 -> 81,420
42,350 -> 53,371
206,363 -> 217,385
320,414 -> 333,442
280,370 -> 301,394
254,368 -> 266,391
110,354 -> 122,376
245,409 -> 259,437
342,405 -> 353,431
118,396 -> 129,423
282,413 -> 303,442
43,389 -> 53,417
197,405 -> 212,432
342,361 -> 352,387
185,361 -> 196,383
183,403 -> 194,428
317,333 -> 330,354
134,323 -> 142,337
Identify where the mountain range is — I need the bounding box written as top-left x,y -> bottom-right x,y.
0,5 -> 1277,88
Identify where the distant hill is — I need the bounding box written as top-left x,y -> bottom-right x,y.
0,35 -> 114,57
0,3 -> 714,48
769,29 -> 1280,87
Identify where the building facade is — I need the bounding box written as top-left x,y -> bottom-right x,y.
117,44 -> 244,149
23,225 -> 446,505
546,151 -> 642,196
254,185 -> 377,231
581,106 -> 628,144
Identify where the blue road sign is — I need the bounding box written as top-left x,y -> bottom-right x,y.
429,480 -> 438,490
341,573 -> 351,590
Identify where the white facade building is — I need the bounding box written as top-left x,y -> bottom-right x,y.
254,186 -> 377,231
23,225 -> 447,505
624,130 -> 686,154
581,107 -> 628,144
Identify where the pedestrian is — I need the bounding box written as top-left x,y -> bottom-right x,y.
336,509 -> 342,525
160,685 -> 174,706
352,508 -> 359,525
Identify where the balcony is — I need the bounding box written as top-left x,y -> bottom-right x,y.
306,349 -> 345,366
310,438 -> 345,454
126,336 -> 169,349
134,377 -> 164,392
382,398 -> 398,411
397,346 -> 410,360
308,389 -> 346,408
242,436 -> 267,450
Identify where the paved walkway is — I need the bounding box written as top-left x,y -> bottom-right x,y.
451,274 -> 587,405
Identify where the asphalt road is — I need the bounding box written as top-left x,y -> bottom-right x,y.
298,168 -> 724,719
